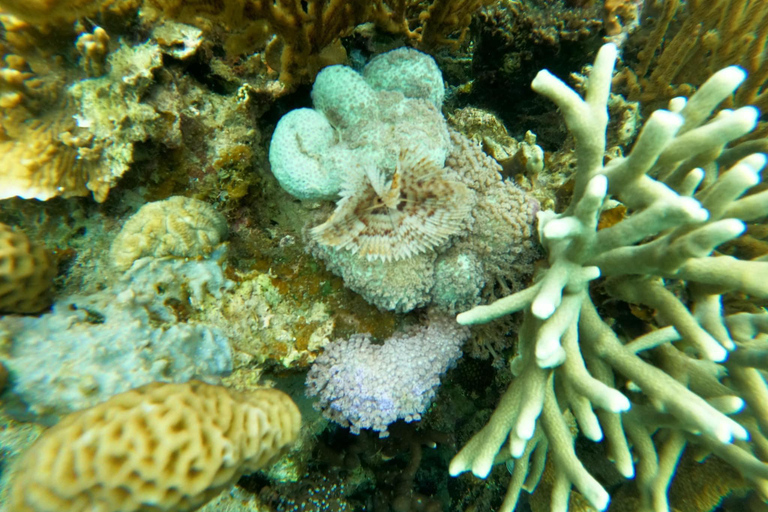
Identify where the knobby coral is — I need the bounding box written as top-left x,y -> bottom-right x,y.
0,223 -> 55,314
450,43 -> 768,512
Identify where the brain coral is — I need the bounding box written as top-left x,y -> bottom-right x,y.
0,223 -> 55,314
269,47 -> 451,202
111,196 -> 228,271
9,381 -> 301,512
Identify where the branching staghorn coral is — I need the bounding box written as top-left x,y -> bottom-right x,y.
449,43 -> 768,512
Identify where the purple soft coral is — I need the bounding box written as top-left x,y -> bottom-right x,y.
305,315 -> 470,437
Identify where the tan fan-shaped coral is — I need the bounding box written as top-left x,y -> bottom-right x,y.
311,149 -> 474,262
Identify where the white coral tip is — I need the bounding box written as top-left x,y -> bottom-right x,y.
712,65 -> 747,92
678,196 -> 709,222
743,153 -> 768,173
531,296 -> 556,320
668,97 -> 687,113
537,344 -> 566,368
609,391 -> 631,412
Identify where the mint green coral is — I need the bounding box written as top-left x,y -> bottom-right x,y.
450,43 -> 768,512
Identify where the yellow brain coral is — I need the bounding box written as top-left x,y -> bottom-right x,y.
110,196 -> 228,271
9,381 -> 301,512
0,222 -> 55,314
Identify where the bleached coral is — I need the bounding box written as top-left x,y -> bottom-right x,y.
110,196 -> 228,271
272,48 -> 538,312
450,43 -> 768,512
269,48 -> 451,202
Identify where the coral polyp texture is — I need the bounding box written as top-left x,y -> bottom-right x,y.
9,381 -> 301,512
310,149 -> 474,262
270,47 -> 539,312
0,223 -> 55,314
110,196 -> 228,271
306,314 -> 470,437
450,43 -> 768,512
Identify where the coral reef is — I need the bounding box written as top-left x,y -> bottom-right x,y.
146,0 -> 494,88
110,196 -> 228,271
270,48 -> 538,312
450,43 -> 768,512
9,381 -> 301,512
67,41 -> 179,202
0,11 -> 258,204
306,314 -> 469,437
0,0 -> 135,23
618,0 -> 768,138
466,0 -> 604,147
0,223 -> 55,314
0,252 -> 234,422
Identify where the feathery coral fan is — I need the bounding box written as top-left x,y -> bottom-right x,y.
310,149 -> 473,262
450,43 -> 768,512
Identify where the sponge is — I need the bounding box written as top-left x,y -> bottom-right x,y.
9,381 -> 301,512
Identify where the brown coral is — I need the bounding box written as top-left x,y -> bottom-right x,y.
621,0 -> 768,122
147,0 -> 494,88
9,380 -> 301,512
0,15 -> 107,202
0,223 -> 55,314
0,0 -> 135,23
110,196 -> 228,271
310,149 -> 474,262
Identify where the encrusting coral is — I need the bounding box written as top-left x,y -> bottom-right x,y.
0,223 -> 55,314
9,381 -> 301,512
110,196 -> 228,271
450,43 -> 768,512
0,252 -> 234,422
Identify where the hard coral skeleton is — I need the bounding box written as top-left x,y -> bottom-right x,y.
450,43 -> 768,512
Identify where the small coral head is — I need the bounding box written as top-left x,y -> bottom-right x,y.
310,148 -> 474,262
